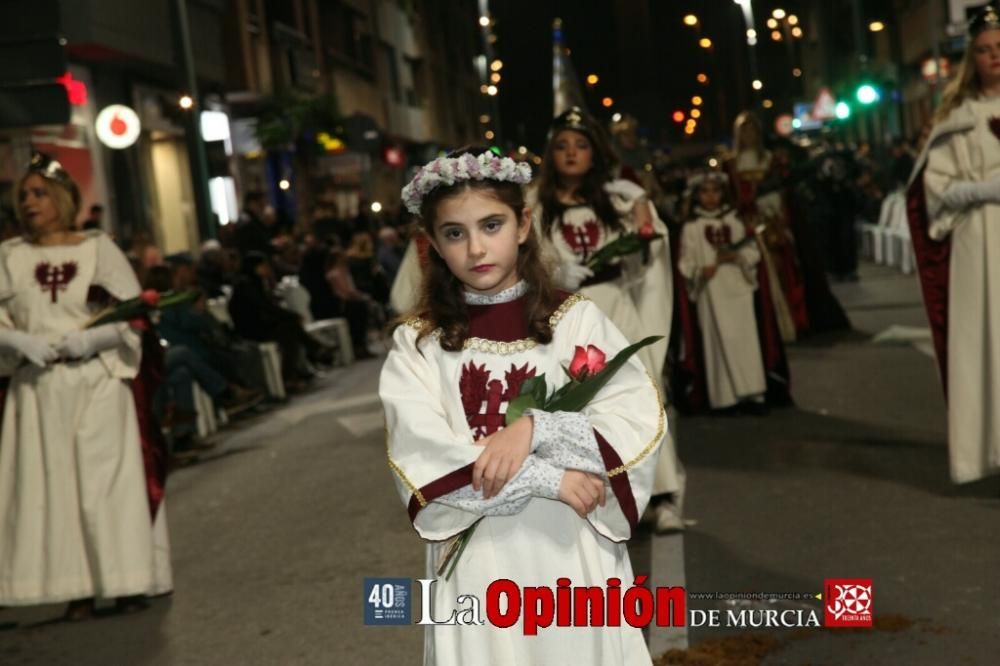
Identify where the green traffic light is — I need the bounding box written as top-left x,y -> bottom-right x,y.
835,101 -> 851,119
856,84 -> 880,105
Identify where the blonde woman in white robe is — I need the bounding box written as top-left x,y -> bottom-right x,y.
0,155 -> 162,619
908,5 -> 1000,483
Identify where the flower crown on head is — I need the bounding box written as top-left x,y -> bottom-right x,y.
401,151 -> 533,215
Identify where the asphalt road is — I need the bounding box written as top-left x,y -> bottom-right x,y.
1,263 -> 997,666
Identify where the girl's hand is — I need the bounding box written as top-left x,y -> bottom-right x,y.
558,470 -> 607,517
473,416 -> 533,499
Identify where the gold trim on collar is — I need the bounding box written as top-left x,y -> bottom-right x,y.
406,293 -> 588,355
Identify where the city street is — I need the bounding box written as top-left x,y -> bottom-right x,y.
1,262 -> 996,665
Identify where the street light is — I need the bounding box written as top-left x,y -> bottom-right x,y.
491,59 -> 503,71
791,26 -> 803,38
485,130 -> 495,140
752,79 -> 763,90
179,94 -> 194,109
486,85 -> 498,96
697,73 -> 709,83
773,8 -> 786,19
612,112 -> 622,122
692,95 -> 703,106
683,14 -> 698,26
793,67 -> 802,77
699,37 -> 712,48
490,72 -> 501,83
371,202 -> 383,213
869,21 -> 885,32
788,14 -> 799,25
767,18 -> 778,29
602,96 -> 614,107
691,108 -> 702,118
762,99 -> 774,108
586,74 -> 599,85
772,30 -> 782,41
479,114 -> 490,123
478,15 -> 490,27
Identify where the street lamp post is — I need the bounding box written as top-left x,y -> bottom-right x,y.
733,0 -> 762,105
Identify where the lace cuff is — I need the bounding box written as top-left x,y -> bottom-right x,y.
433,455 -> 562,516
526,409 -> 605,476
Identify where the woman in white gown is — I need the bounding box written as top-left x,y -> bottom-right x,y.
528,108 -> 684,533
0,154 -> 165,618
908,5 -> 1000,483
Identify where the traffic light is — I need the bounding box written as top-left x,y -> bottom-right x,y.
835,101 -> 851,120
855,83 -> 880,106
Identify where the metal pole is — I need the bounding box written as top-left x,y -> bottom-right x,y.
171,0 -> 216,241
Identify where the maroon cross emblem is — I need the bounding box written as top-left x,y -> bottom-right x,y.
35,261 -> 78,303
705,225 -> 733,248
460,361 -> 537,440
560,219 -> 601,261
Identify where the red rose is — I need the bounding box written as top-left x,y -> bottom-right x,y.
637,222 -> 656,239
139,289 -> 161,307
569,344 -> 607,380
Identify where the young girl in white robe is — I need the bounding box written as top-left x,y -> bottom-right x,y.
678,173 -> 767,411
0,156 -> 163,619
381,149 -> 667,665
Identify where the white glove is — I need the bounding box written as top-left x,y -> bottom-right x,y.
0,329 -> 58,367
553,262 -> 594,291
939,179 -> 1000,210
56,324 -> 123,360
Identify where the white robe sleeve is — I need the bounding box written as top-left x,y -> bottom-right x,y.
728,215 -> 760,286
90,232 -> 142,379
924,133 -> 970,240
389,240 -> 422,315
677,222 -> 707,300
0,242 -> 18,376
557,300 -> 667,541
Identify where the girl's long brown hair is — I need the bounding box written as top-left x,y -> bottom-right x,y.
395,150 -> 563,352
536,125 -> 622,238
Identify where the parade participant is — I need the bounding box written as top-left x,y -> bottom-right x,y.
0,154 -> 165,618
678,172 -> 766,412
381,148 -> 665,665
907,4 -> 1000,483
727,111 -> 808,340
530,107 -> 684,532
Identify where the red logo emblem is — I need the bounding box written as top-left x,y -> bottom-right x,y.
560,219 -> 601,261
460,361 -> 537,440
704,224 -> 733,248
823,579 -> 873,628
35,261 -> 78,303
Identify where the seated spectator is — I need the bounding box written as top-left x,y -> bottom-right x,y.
299,233 -> 341,321
346,230 -> 389,304
376,226 -> 403,287
326,249 -> 374,359
81,203 -> 103,231
145,266 -> 262,455
229,252 -> 334,388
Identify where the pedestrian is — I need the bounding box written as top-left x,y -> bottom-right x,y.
907,4 -> 1000,483
529,107 -> 684,533
381,147 -> 666,665
678,171 -> 767,413
0,153 -> 168,618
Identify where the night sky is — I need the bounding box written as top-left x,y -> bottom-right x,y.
491,0 -> 808,152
